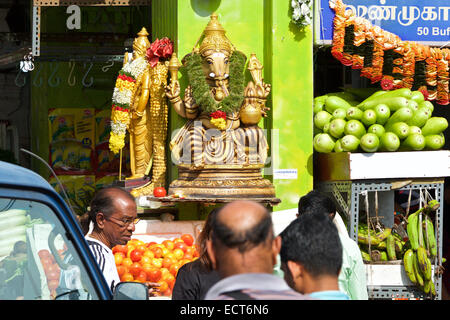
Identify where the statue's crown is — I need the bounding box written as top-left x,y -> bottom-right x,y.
197,13 -> 234,55
133,27 -> 151,56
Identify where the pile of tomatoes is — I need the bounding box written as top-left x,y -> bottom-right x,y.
38,249 -> 64,298
112,233 -> 198,297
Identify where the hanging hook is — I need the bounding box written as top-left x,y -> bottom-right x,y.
67,61 -> 76,87
82,62 -> 94,87
101,59 -> 115,73
14,68 -> 27,87
32,63 -> 43,87
48,62 -> 61,88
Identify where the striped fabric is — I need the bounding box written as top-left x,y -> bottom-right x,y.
85,236 -> 120,293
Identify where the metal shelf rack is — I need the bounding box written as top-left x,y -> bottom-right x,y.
317,178 -> 445,300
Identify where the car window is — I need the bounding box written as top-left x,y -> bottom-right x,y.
0,198 -> 100,300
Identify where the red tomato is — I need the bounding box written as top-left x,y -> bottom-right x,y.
153,187 -> 167,197
130,249 -> 143,262
172,248 -> 184,260
151,247 -> 163,259
164,273 -> 176,290
46,269 -> 60,281
169,263 -> 181,276
135,245 -> 147,254
38,249 -> 51,259
116,265 -> 126,277
114,252 -> 125,265
146,241 -> 157,248
174,241 -> 187,253
162,257 -> 173,269
112,245 -> 128,255
40,257 -> 54,271
135,270 -> 148,283
157,280 -> 169,293
122,257 -> 133,268
183,253 -> 193,261
140,256 -> 152,265
147,268 -> 162,282
121,272 -> 134,282
162,240 -> 175,251
181,234 -> 194,246
47,279 -> 59,291
129,262 -> 142,277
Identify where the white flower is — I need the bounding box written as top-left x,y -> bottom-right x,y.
291,0 -> 299,8
112,88 -> 133,105
111,121 -> 127,135
303,15 -> 312,26
293,7 -> 302,20
300,3 -> 311,15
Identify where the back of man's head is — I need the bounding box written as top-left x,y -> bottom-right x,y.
280,212 -> 342,279
211,201 -> 273,252
298,190 -> 336,218
207,201 -> 279,277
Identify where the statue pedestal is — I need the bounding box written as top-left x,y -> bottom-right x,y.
113,176 -> 151,192
168,164 -> 278,201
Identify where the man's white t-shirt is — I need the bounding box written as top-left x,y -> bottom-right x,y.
85,235 -> 120,293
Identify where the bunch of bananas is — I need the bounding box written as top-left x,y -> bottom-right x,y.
357,199 -> 442,298
358,225 -> 406,262
403,200 -> 439,296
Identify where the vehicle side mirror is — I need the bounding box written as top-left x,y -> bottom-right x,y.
113,282 -> 149,300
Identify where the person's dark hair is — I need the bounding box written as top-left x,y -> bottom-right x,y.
12,240 -> 27,256
280,212 -> 342,278
298,190 -> 336,219
194,207 -> 220,270
210,204 -> 273,254
78,187 -> 135,235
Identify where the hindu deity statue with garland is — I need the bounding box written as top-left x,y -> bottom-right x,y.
165,14 -> 277,200
109,27 -> 172,197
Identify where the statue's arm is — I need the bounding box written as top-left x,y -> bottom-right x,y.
165,80 -> 199,119
133,72 -> 151,118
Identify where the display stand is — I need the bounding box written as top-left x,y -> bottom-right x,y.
315,151 -> 449,300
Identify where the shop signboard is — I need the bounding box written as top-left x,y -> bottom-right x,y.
315,0 -> 450,46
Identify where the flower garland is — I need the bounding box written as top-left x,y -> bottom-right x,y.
209,110 -> 227,130
184,50 -> 246,120
330,0 -> 450,105
109,56 -> 149,154
291,0 -> 313,27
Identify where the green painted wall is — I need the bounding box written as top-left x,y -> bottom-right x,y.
270,2 -> 314,211
152,0 -> 314,213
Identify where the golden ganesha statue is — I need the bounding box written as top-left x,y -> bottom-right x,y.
164,13 -> 277,200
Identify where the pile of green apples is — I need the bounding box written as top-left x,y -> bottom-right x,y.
313,88 -> 448,153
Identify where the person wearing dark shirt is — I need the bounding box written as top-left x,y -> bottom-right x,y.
204,201 -> 309,300
172,208 -> 220,300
